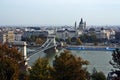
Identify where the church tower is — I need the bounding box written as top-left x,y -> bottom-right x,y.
79,18 -> 84,30
75,21 -> 77,30
84,21 -> 86,29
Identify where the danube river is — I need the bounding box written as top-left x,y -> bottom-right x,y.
28,49 -> 113,75
71,50 -> 113,75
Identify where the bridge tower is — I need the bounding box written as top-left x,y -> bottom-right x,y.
23,42 -> 27,63
47,34 -> 58,53
9,41 -> 28,65
53,35 -> 58,52
21,42 -> 28,66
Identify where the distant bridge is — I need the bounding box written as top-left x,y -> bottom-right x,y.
27,39 -> 57,58
8,34 -> 58,65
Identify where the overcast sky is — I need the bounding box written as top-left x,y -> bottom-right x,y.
0,0 -> 120,26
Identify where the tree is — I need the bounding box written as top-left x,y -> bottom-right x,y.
71,37 -> 77,42
94,42 -> 98,46
76,38 -> 82,45
50,50 -> 89,80
80,34 -> 89,43
0,43 -> 27,80
29,58 -> 52,80
35,38 -> 44,45
90,33 -> 97,42
110,48 -> 120,69
91,71 -> 106,80
66,37 -> 71,44
0,55 -> 20,80
55,37 -> 60,42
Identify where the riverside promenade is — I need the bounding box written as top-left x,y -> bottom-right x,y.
66,45 -> 119,51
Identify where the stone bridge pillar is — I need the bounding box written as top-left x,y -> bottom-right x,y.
9,41 -> 28,65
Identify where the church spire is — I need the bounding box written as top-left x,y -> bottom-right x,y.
80,18 -> 83,24
75,21 -> 77,30
79,18 -> 84,30
84,21 -> 86,29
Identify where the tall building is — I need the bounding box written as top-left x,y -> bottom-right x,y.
7,31 -> 15,42
79,18 -> 84,30
75,21 -> 77,30
0,31 -> 15,43
55,18 -> 87,39
84,21 -> 86,29
0,33 -> 7,43
78,18 -> 86,30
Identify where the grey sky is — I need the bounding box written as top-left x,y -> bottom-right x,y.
0,0 -> 120,26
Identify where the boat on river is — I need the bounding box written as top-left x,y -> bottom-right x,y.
66,46 -> 116,51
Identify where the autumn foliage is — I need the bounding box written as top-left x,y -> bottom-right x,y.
0,43 -> 89,80
29,58 -> 52,80
0,43 -> 26,80
29,50 -> 89,80
50,50 -> 89,80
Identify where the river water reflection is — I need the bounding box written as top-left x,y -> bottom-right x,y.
71,50 -> 113,75
28,50 -> 113,75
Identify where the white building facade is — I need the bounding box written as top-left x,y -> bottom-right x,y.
56,28 -> 77,40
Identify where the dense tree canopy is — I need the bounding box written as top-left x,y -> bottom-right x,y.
0,43 -> 27,80
35,38 -> 44,45
29,58 -> 52,80
76,38 -> 82,45
91,71 -> 106,80
91,67 -> 106,80
80,34 -> 98,43
51,50 -> 89,80
110,48 -> 120,70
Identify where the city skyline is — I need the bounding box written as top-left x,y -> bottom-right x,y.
0,0 -> 120,26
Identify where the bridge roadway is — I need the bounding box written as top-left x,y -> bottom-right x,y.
28,45 -> 55,58
27,38 -> 57,59
27,39 -> 52,55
